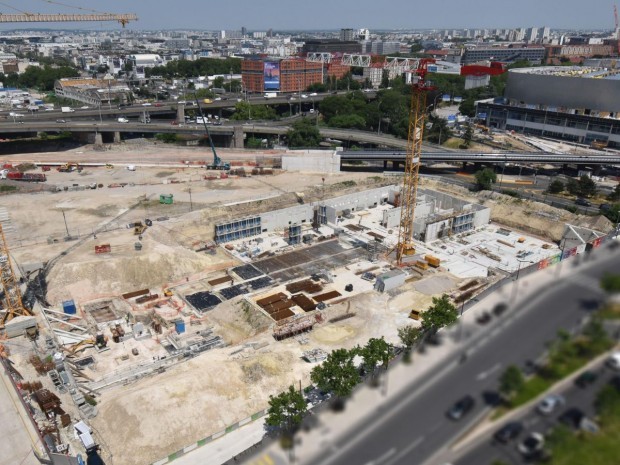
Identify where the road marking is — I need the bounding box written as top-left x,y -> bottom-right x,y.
363,447 -> 397,465
476,362 -> 502,381
383,436 -> 424,465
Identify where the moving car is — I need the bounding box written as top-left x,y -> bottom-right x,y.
558,407 -> 586,429
117,117 -> 129,123
607,352 -> 620,370
56,119 -> 66,123
493,421 -> 523,443
537,394 -> 565,415
446,395 -> 475,420
575,370 -> 598,388
518,432 -> 545,458
575,197 -> 591,207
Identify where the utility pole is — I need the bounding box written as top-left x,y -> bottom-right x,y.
61,210 -> 70,238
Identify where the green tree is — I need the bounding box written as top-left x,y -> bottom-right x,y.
426,116 -> 452,144
230,101 -> 276,121
499,365 -> 525,398
458,98 -> 476,117
565,178 -> 579,196
195,88 -> 216,100
601,273 -> 620,293
474,167 -> 497,191
212,76 -> 225,89
329,114 -> 366,130
359,337 -> 391,376
577,175 -> 597,198
287,119 -> 321,148
462,123 -> 473,148
398,325 -> 422,352
265,385 -> 307,433
310,348 -> 361,398
421,294 -> 458,334
547,179 -> 564,194
607,184 -> 620,202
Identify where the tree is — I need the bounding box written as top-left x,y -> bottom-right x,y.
458,98 -> 476,117
212,76 -> 225,89
474,167 -> 497,191
607,183 -> 620,202
329,114 -> 366,130
310,348 -> 361,398
577,175 -> 597,198
462,123 -> 473,148
265,385 -> 307,433
600,273 -> 620,294
547,179 -> 564,194
398,325 -> 422,351
565,178 -> 579,196
499,365 -> 525,398
230,102 -> 276,121
359,337 -> 391,377
427,116 -> 452,144
421,294 -> 458,334
287,119 -> 321,148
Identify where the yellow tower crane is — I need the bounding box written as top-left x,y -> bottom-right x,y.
0,1 -> 137,27
0,224 -> 32,326
396,58 -> 436,265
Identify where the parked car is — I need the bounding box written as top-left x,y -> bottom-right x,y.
575,370 -> 598,388
492,303 -> 508,316
56,119 -> 66,123
446,395 -> 475,420
493,421 -> 524,443
537,394 -> 565,415
518,432 -> 545,458
558,407 -> 586,429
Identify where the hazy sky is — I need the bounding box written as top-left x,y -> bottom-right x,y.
6,0 -> 615,30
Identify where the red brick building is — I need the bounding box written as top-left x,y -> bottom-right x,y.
242,58 -> 325,93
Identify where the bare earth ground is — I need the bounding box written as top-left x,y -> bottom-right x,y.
1,143 -> 613,465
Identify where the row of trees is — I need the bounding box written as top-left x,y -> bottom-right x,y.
145,57 -> 241,79
267,294 -> 460,436
547,175 -> 597,198
0,65 -> 79,92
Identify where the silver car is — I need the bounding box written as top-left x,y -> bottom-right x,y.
537,393 -> 565,415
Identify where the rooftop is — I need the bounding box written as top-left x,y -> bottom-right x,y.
512,66 -> 620,80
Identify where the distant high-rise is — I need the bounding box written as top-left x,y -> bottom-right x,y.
526,27 -> 538,42
241,26 -> 247,37
340,28 -> 356,41
358,28 -> 370,41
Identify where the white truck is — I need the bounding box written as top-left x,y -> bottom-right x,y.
264,92 -> 277,99
61,107 -> 75,113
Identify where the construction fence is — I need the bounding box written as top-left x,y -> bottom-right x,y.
151,409 -> 268,465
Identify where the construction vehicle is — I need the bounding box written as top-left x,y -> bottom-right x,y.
134,222 -> 147,235
105,163 -> 114,169
194,96 -> 230,170
396,58 -> 437,265
163,288 -> 173,297
58,163 -> 81,173
590,140 -> 608,150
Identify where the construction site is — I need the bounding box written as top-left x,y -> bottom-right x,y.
0,54 -> 617,465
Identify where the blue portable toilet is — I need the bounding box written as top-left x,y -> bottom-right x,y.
62,300 -> 77,315
174,320 -> 185,334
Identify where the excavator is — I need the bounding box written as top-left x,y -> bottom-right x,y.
194,96 -> 230,171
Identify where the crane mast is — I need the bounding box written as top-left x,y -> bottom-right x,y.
0,224 -> 31,326
396,59 -> 436,265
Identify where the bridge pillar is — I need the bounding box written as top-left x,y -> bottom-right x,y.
383,160 -> 388,170
462,162 -> 467,170
113,132 -> 121,143
94,132 -> 103,145
232,125 -> 244,148
177,104 -> 185,122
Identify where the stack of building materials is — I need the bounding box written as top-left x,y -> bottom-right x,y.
286,279 -> 323,294
256,293 -> 296,321
292,294 -> 316,312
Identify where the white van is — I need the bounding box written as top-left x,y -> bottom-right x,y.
118,117 -> 129,123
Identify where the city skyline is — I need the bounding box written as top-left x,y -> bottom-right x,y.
5,0 -> 617,31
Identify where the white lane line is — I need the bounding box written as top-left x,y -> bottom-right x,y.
363,447 -> 397,465
476,362 -> 503,381
383,436 -> 424,465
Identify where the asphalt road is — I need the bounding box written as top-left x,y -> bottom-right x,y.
306,247 -> 620,465
456,361 -> 619,465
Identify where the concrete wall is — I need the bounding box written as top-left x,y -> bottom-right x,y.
324,188 -> 391,214
472,204 -> 491,228
281,151 -> 341,173
260,204 -> 314,231
425,218 -> 453,242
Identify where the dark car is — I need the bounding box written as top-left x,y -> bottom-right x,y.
493,303 -> 508,316
610,376 -> 620,391
447,395 -> 475,420
575,370 -> 598,388
600,203 -> 612,213
493,421 -> 524,443
575,198 -> 592,207
559,407 -> 585,429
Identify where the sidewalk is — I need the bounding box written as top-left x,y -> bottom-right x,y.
168,247 -> 610,465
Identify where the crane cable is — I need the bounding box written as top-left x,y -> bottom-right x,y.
38,0 -> 109,15
0,1 -> 27,14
